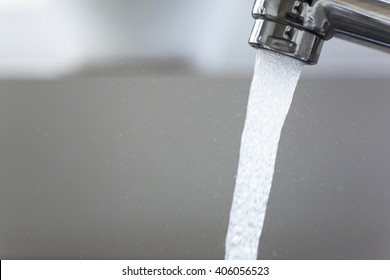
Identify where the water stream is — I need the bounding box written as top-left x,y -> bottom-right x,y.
225,50 -> 304,259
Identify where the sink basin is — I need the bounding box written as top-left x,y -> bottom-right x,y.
0,75 -> 389,259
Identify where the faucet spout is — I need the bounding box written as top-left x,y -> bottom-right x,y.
249,0 -> 390,64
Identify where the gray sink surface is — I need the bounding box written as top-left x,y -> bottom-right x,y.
1,77 -> 389,259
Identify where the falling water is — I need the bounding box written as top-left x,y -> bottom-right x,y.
225,50 -> 304,259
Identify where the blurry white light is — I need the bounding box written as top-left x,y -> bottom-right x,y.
0,0 -> 86,78
0,0 -> 47,8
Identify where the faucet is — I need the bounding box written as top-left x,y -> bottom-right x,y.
249,0 -> 390,64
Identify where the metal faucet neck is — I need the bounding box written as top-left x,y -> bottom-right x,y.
249,0 -> 390,65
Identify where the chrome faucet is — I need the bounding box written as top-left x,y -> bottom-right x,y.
249,0 -> 390,64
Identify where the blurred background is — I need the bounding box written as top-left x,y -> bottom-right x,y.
0,0 -> 390,259
1,0 -> 389,79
